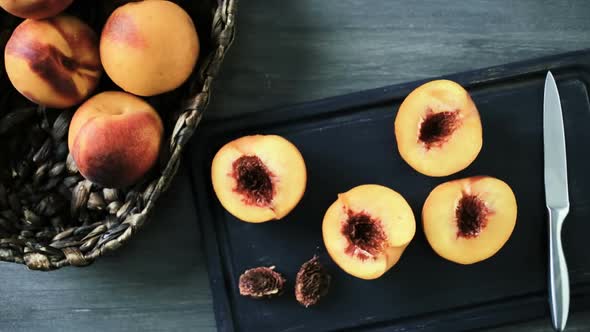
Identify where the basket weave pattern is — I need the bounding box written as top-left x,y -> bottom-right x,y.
0,0 -> 236,270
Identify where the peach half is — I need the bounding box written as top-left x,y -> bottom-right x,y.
394,80 -> 482,177
211,135 -> 307,223
100,0 -> 199,96
322,184 -> 416,280
0,0 -> 73,19
422,176 -> 517,265
4,15 -> 101,108
68,91 -> 163,188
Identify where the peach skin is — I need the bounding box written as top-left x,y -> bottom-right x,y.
68,91 -> 163,188
0,0 -> 73,19
100,0 -> 200,96
4,15 -> 101,108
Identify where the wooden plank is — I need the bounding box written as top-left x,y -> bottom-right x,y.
209,0 -> 590,118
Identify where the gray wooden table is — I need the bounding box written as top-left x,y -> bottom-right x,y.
1,1 -> 590,331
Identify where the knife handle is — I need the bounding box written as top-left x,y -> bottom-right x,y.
548,207 -> 570,332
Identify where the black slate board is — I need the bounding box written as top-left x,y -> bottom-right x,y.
188,50 -> 590,332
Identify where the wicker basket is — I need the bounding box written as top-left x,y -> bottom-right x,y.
0,0 -> 237,270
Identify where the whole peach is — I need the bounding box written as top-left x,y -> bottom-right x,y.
4,15 -> 102,108
68,91 -> 164,188
100,0 -> 199,96
0,0 -> 73,19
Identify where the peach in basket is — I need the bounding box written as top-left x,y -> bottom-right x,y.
0,0 -> 237,270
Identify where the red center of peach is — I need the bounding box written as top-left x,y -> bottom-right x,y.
231,155 -> 275,207
419,110 -> 460,149
342,211 -> 387,260
455,194 -> 490,238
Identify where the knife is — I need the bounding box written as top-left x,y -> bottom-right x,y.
543,71 -> 570,332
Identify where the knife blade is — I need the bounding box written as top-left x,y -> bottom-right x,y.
543,71 -> 570,332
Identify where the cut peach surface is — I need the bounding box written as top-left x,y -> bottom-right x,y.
395,79 -> 482,177
422,176 -> 517,265
322,184 -> 415,280
211,135 -> 307,223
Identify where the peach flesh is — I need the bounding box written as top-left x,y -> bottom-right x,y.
323,184 -> 416,279
232,155 -> 275,207
422,176 -> 517,264
394,80 -> 482,177
342,211 -> 387,261
211,134 -> 307,223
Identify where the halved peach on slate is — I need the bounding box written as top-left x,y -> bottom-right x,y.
322,184 -> 416,280
395,80 -> 482,177
211,135 -> 307,223
4,15 -> 102,108
422,176 -> 517,265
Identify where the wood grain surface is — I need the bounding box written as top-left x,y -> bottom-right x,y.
1,0 -> 590,331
